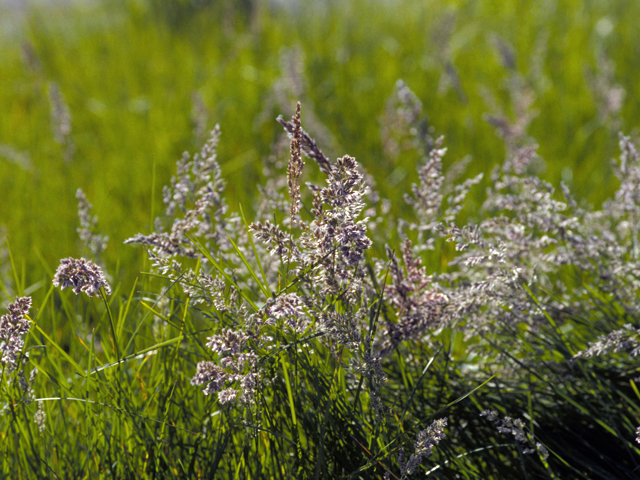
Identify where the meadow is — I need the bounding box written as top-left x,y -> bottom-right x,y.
1,0 -> 640,477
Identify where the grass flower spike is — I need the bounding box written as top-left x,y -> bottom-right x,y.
53,257 -> 112,296
76,188 -> 108,260
0,296 -> 32,373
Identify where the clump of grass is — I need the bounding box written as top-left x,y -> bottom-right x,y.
2,0 -> 640,290
3,93 -> 639,477
1,1 -> 640,477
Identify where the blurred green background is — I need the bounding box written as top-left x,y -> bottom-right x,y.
1,0 -> 639,290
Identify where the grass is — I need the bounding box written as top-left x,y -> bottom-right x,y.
1,0 -> 640,478
1,0 -> 639,286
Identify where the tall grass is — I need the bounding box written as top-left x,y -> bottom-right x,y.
1,0 -> 639,288
1,0 -> 640,478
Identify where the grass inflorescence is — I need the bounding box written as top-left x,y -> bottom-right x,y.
1,0 -> 640,478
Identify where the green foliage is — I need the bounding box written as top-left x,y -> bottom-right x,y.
1,0 -> 639,286
1,0 -> 640,478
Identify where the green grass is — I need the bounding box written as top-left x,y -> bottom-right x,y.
0,0 -> 639,287
1,0 -> 640,478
